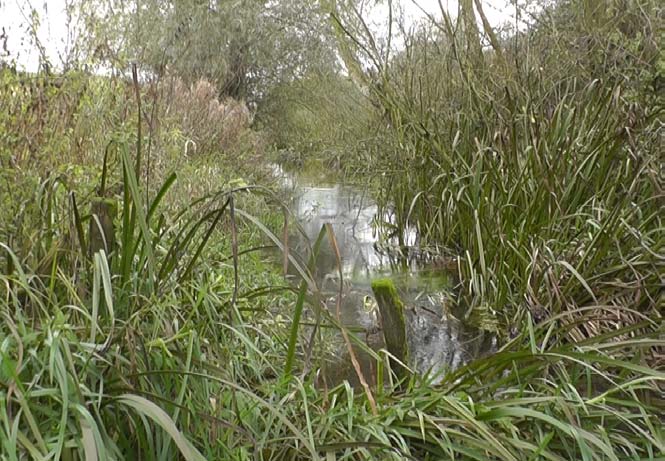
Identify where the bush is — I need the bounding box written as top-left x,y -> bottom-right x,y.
168,78 -> 252,156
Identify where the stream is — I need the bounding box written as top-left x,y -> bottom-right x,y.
271,164 -> 494,386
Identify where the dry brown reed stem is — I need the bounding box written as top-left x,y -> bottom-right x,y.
326,223 -> 378,415
169,78 -> 251,156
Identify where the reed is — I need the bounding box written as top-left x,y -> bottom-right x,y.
1,121 -> 662,458
350,1 -> 663,331
1,1 -> 663,458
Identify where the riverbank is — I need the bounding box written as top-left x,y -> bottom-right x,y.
2,0 -> 664,456
2,135 -> 663,461
2,104 -> 662,458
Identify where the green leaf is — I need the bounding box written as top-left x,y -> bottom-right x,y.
116,394 -> 206,461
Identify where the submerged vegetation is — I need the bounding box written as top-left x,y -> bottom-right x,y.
1,0 -> 663,460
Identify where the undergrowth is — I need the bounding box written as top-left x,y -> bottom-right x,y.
0,102 -> 663,459
1,1 -> 664,459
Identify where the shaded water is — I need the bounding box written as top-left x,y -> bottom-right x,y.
272,164 -> 493,385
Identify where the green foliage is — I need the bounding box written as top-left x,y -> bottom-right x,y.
0,119 -> 298,458
76,0 -> 339,101
1,240 -> 663,459
1,1 -> 663,459
328,0 -> 663,329
258,73 -> 375,168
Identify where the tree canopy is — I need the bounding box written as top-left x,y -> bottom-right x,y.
76,0 -> 340,101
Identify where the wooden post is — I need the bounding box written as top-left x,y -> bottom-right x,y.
371,278 -> 409,378
89,198 -> 116,260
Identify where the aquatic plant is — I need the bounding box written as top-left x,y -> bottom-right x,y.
1,0 -> 663,459
328,0 -> 663,332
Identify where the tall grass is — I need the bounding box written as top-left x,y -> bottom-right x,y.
1,1 -> 664,459
335,0 -> 663,330
0,125 -> 299,458
379,79 -> 662,329
1,108 -> 663,459
1,237 -> 663,459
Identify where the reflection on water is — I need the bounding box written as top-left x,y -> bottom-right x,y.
295,183 -> 381,276
271,164 -> 494,385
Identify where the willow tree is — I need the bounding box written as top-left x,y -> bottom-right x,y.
75,0 -> 339,102
325,0 -> 506,93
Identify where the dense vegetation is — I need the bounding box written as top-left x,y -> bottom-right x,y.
1,0 -> 663,460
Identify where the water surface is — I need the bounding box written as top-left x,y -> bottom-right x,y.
272,164 -> 493,385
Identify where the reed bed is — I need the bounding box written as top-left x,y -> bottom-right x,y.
1,131 -> 662,459
1,1 -> 663,459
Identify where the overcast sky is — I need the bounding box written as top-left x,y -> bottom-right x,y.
0,0 -> 520,72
